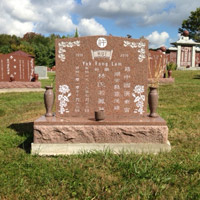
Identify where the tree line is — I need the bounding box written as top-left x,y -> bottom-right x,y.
0,31 -> 78,68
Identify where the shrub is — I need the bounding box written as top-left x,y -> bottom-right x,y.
167,62 -> 177,70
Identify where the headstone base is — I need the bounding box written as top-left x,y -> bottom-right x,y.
32,115 -> 171,155
0,81 -> 41,89
31,142 -> 171,155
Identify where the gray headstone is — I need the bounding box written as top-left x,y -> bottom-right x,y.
34,66 -> 48,79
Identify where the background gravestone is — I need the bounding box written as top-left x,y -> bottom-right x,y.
55,36 -> 148,119
148,50 -> 166,79
34,66 -> 48,79
0,51 -> 34,82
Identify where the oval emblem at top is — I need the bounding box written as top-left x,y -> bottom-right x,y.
97,37 -> 107,48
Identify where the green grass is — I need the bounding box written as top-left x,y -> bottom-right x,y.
0,71 -> 200,199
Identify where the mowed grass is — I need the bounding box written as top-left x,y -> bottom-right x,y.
0,71 -> 200,200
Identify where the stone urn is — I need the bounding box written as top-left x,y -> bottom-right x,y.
10,75 -> 15,82
34,73 -> 39,81
44,86 -> 54,117
168,70 -> 172,78
148,87 -> 158,118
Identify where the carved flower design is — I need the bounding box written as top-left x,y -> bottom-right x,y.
58,84 -> 71,114
59,85 -> 70,94
133,85 -> 144,94
132,85 -> 145,115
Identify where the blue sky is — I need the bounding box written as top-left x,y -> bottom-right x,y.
0,0 -> 199,48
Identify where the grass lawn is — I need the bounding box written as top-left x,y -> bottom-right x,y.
0,71 -> 200,200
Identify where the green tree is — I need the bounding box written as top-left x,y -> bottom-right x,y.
74,28 -> 79,37
179,7 -> 200,42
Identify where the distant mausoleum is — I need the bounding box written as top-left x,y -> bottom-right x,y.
167,31 -> 200,69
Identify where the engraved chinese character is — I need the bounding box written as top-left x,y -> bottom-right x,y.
124,83 -> 131,88
98,73 -> 106,79
124,99 -> 130,104
125,67 -> 131,72
124,75 -> 131,80
75,108 -> 80,112
97,82 -> 106,87
114,78 -> 120,83
114,72 -> 121,77
124,108 -> 130,113
114,91 -> 120,97
84,108 -> 90,113
114,105 -> 120,110
124,91 -> 131,97
114,98 -> 120,103
114,85 -> 120,90
76,98 -> 80,103
98,98 -> 105,104
98,90 -> 105,96
85,97 -> 89,102
104,68 -> 109,72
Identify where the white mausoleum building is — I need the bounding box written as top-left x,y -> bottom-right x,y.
167,31 -> 200,69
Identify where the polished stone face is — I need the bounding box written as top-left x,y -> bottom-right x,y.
55,36 -> 148,119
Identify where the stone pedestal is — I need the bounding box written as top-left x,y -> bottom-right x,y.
0,81 -> 41,89
32,115 -> 171,155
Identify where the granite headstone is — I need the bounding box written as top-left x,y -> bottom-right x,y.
34,66 -> 48,79
32,35 -> 171,155
0,51 -> 34,82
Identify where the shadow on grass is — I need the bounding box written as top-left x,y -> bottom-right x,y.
193,74 -> 200,79
9,122 -> 33,154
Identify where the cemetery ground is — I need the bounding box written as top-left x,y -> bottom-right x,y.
0,71 -> 199,200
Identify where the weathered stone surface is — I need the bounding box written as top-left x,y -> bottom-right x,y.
34,124 -> 168,144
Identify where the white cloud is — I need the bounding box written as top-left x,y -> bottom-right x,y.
78,18 -> 107,36
77,0 -> 200,27
3,0 -> 38,22
0,0 -> 199,38
146,31 -> 169,48
0,0 -> 77,36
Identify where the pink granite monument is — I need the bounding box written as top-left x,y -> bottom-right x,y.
32,36 -> 170,155
0,51 -> 41,89
148,49 -> 174,84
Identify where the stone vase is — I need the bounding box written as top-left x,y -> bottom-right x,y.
95,110 -> 105,121
148,87 -> 158,118
34,73 -> 39,81
168,70 -> 172,78
44,86 -> 54,117
10,76 -> 15,82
